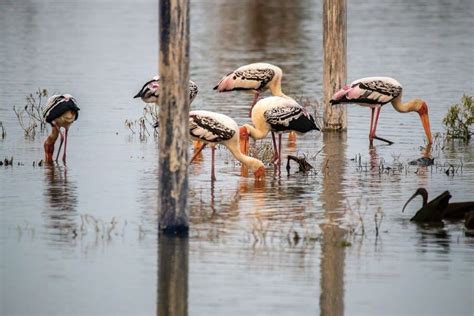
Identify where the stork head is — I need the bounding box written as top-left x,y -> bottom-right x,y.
252,161 -> 265,181
415,100 -> 433,145
134,76 -> 160,102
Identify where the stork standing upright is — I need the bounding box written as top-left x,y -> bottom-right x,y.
239,96 -> 319,165
330,77 -> 433,146
42,94 -> 80,163
189,110 -> 265,181
214,63 -> 287,116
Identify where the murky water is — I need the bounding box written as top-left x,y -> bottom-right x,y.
1,0 -> 473,315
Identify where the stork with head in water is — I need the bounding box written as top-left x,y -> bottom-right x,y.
42,94 -> 80,163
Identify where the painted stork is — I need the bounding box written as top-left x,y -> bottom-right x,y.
330,77 -> 433,146
42,94 -> 80,163
214,63 -> 287,115
134,75 -> 201,149
134,75 -> 198,105
189,110 -> 265,181
239,96 -> 319,165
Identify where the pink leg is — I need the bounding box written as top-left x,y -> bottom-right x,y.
372,107 -> 381,136
369,108 -> 375,146
62,128 -> 69,163
211,146 -> 216,181
372,107 -> 394,145
55,127 -> 65,162
249,93 -> 260,117
277,134 -> 282,166
271,132 -> 278,162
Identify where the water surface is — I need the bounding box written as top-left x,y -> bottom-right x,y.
1,0 -> 473,315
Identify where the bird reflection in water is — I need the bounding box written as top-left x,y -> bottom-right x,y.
43,164 -> 78,243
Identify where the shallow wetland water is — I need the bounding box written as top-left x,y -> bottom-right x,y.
1,0 -> 473,315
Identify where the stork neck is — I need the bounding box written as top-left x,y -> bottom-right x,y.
45,126 -> 60,144
227,142 -> 263,172
268,75 -> 286,98
243,123 -> 269,140
391,95 -> 420,113
269,85 -> 287,98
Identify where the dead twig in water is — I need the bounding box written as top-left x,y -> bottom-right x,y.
374,207 -> 383,237
0,122 -> 5,139
286,155 -> 314,173
12,88 -> 49,138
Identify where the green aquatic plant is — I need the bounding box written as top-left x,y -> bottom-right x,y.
442,95 -> 473,141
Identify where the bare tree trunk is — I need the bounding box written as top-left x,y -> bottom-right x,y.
158,0 -> 190,234
323,0 -> 347,131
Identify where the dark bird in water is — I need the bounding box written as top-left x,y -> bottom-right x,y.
42,94 -> 80,163
408,157 -> 434,166
402,188 -> 474,223
286,155 -> 314,173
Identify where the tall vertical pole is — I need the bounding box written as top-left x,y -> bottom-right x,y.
158,0 -> 190,234
323,0 -> 347,131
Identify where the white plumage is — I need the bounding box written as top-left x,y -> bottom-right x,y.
42,94 -> 80,163
240,96 -> 319,164
331,76 -> 403,107
189,110 -> 265,181
330,76 -> 432,146
134,75 -> 198,104
214,63 -> 287,115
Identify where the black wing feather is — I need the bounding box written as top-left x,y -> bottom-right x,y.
264,106 -> 318,133
189,114 -> 235,142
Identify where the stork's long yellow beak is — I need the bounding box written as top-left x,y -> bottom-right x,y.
418,102 -> 432,145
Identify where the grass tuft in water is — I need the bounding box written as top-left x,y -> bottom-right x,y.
443,94 -> 473,141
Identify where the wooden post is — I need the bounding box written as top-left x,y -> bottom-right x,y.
158,0 -> 190,234
323,0 -> 347,131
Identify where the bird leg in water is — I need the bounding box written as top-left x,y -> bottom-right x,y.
369,107 -> 394,146
248,93 -> 260,117
62,129 -> 69,163
190,143 -> 207,163
271,132 -> 279,163
211,146 -> 216,181
277,134 -> 282,166
54,125 -> 66,162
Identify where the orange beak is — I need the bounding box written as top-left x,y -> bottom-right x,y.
253,166 -> 265,181
418,102 -> 433,145
239,126 -> 249,155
